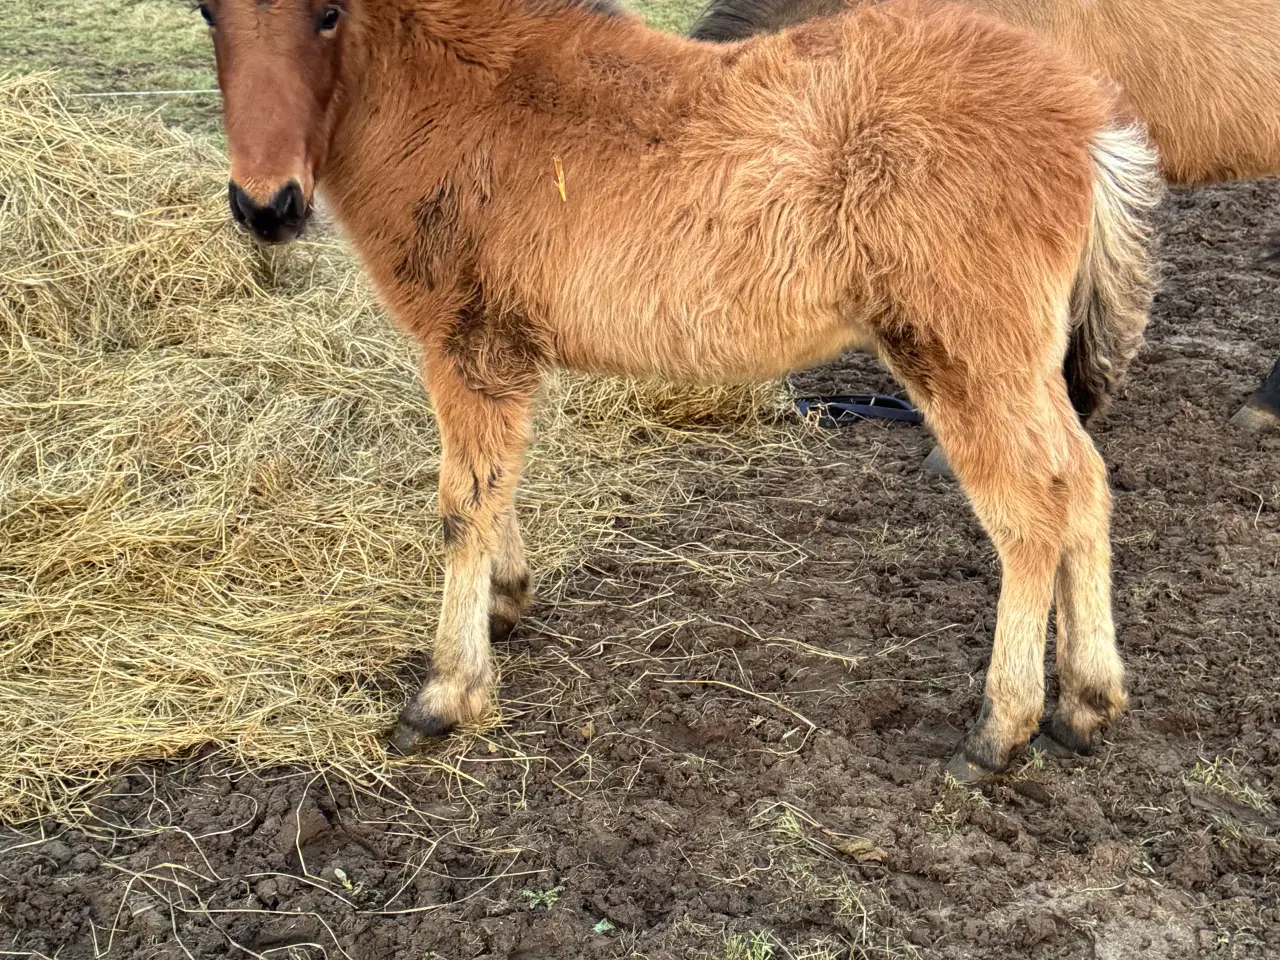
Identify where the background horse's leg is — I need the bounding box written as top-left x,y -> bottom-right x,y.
392,354 -> 537,751
1230,358 -> 1280,432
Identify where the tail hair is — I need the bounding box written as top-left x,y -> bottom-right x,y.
1065,123 -> 1163,421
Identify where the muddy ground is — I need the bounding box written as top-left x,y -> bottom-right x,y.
2,179 -> 1278,959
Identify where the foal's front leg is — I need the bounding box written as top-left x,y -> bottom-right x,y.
391,350 -> 536,752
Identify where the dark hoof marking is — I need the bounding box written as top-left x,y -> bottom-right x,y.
489,613 -> 519,643
944,745 -> 998,784
922,445 -> 954,478
394,703 -> 455,747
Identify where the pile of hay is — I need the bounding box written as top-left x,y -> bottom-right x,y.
0,75 -> 798,821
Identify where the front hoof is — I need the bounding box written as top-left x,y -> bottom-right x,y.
944,742 -> 1003,784
388,722 -> 429,756
943,697 -> 1028,782
391,672 -> 492,752
387,705 -> 456,755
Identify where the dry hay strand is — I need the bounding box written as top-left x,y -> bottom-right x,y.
0,74 -> 808,822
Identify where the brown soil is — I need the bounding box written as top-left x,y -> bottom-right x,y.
3,180 -> 1278,960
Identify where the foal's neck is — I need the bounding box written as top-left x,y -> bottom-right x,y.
352,0 -> 631,98
324,0 -> 679,231
327,0 -> 636,185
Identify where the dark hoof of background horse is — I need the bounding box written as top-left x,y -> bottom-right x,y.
1230,399 -> 1280,433
1231,359 -> 1280,432
922,445 -> 954,478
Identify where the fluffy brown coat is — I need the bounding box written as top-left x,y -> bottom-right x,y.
201,0 -> 1160,776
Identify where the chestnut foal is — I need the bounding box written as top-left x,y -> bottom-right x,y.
198,0 -> 1160,779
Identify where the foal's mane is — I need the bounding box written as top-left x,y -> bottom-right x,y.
521,0 -> 623,19
688,0 -> 866,41
688,0 -> 793,40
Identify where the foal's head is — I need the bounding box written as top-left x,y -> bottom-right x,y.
198,0 -> 358,243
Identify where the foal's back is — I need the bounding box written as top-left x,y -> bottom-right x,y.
474,1 -> 1105,380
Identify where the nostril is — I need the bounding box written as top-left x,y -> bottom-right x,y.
228,181 -> 251,227
272,181 -> 305,223
227,180 -> 306,243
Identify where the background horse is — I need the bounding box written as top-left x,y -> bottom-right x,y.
691,0 -> 1280,430
198,0 -> 1160,780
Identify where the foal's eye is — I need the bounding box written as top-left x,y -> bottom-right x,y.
318,6 -> 342,33
197,4 -> 215,27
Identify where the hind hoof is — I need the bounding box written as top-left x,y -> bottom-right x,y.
489,613 -> 519,644
1031,732 -> 1080,760
1036,708 -> 1102,758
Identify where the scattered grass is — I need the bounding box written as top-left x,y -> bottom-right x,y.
721,930 -> 776,960
629,0 -> 709,33
713,928 -> 851,960
731,800 -> 917,960
754,800 -> 888,864
521,884 -> 565,910
1183,756 -> 1275,815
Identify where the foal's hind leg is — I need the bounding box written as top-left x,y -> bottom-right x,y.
391,356 -> 536,752
919,377 -> 1080,780
1036,433 -> 1126,757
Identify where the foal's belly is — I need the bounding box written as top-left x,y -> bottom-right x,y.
548,283 -> 861,379
549,269 -> 871,384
